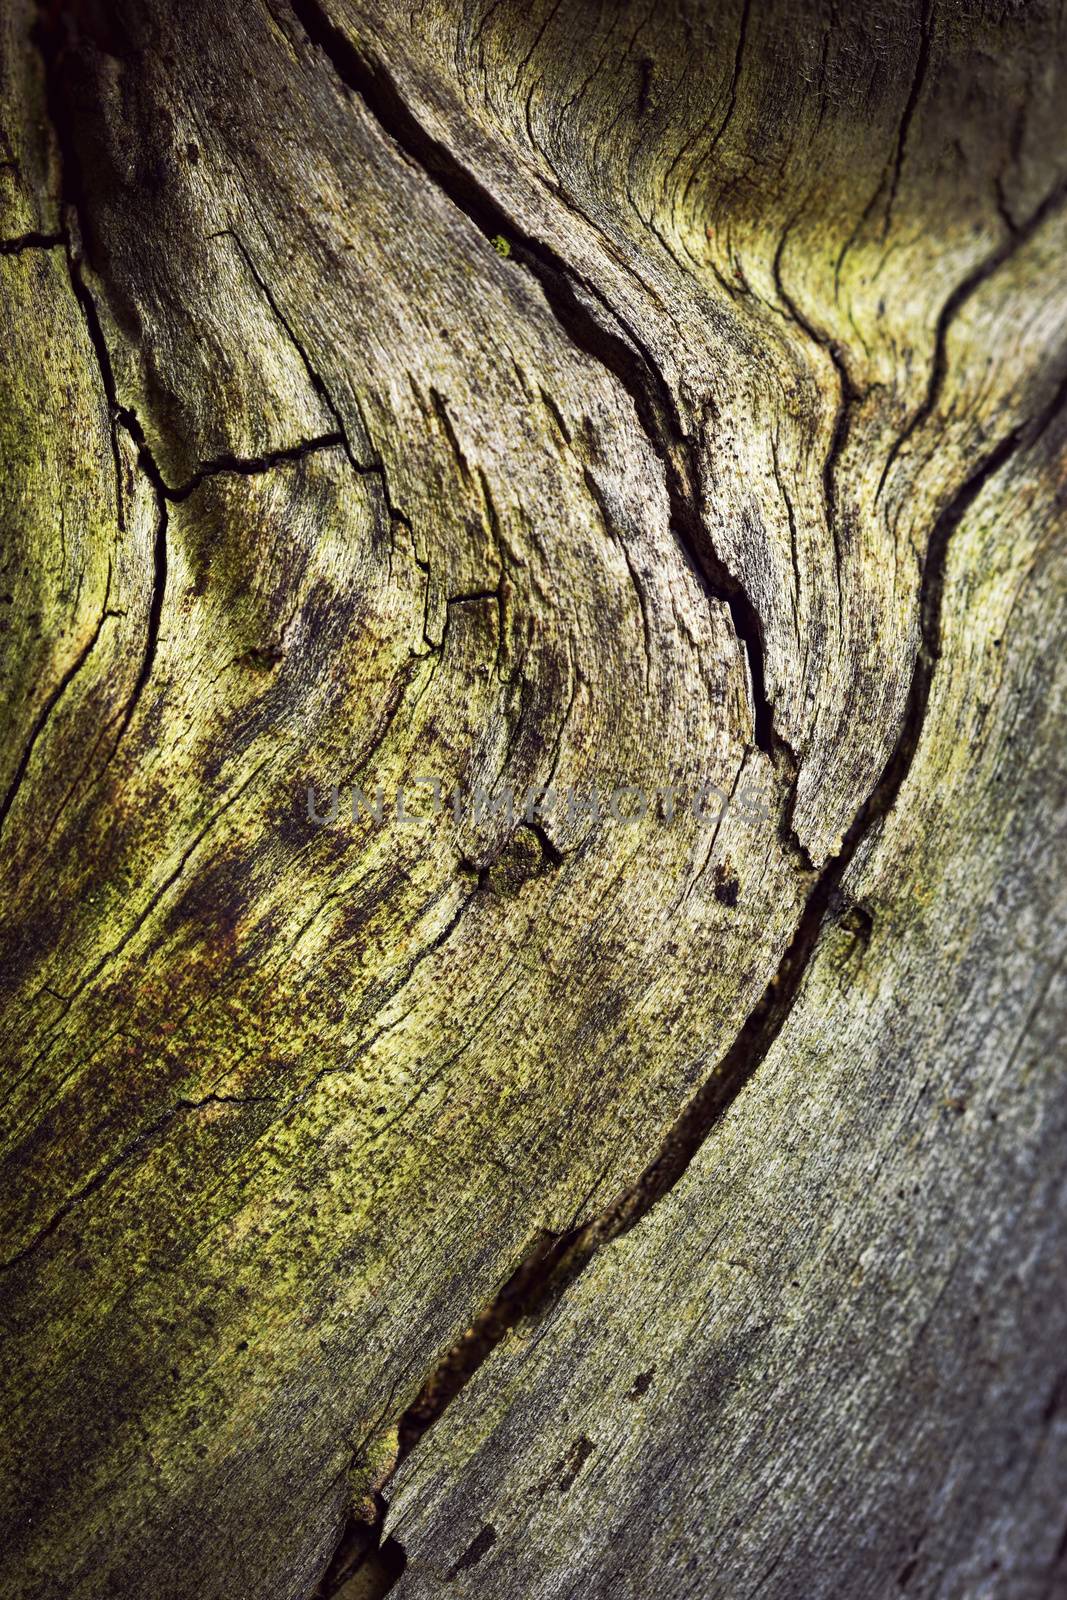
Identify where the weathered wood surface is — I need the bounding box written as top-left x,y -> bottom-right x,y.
0,1 -> 1065,1597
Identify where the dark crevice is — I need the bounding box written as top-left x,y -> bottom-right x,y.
32,13 -> 1061,1599
428,385 -> 473,483
36,10 -> 361,785
444,588 -> 499,607
0,229 -> 64,254
993,173 -> 1020,238
314,333 -> 1067,1600
64,222 -> 129,529
397,1232 -> 567,1461
882,0 -> 934,239
521,816 -> 565,868
285,0 -> 775,755
313,1232 -> 571,1596
164,432 -> 347,502
0,563 -> 113,844
665,0 -> 752,212
698,0 -> 751,172
35,8 -> 172,761
833,167 -> 888,301
833,0 -> 933,294
103,409 -> 169,766
769,425 -> 802,632
312,1500 -> 407,1600
822,361 -> 854,624
772,222 -> 862,628
34,12 -> 126,528
446,1522 -> 497,1579
211,225 -> 364,470
877,170 -> 1067,499
529,262 -> 775,752
582,466 -> 654,694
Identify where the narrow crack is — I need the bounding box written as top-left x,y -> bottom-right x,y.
285,0 -> 775,755
583,466 -> 653,694
36,9 -> 363,795
114,416 -> 169,757
0,1091 -> 277,1275
313,343 -> 1067,1600
769,426 -> 802,642
877,170 -> 1067,498
772,220 -> 861,629
0,562 -> 113,844
832,0 -> 934,296
35,7 -> 173,765
211,225 -> 363,470
164,431 -> 347,502
28,756 -> 268,1073
994,172 -> 1020,239
679,0 -> 753,209
0,229 -> 64,254
882,0 -> 934,240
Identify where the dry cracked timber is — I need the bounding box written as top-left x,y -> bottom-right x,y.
1,2 -> 1066,1598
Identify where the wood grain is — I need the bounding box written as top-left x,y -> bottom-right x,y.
1,2 -> 1064,1597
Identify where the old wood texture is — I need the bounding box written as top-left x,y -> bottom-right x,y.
1,1 -> 1065,1596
